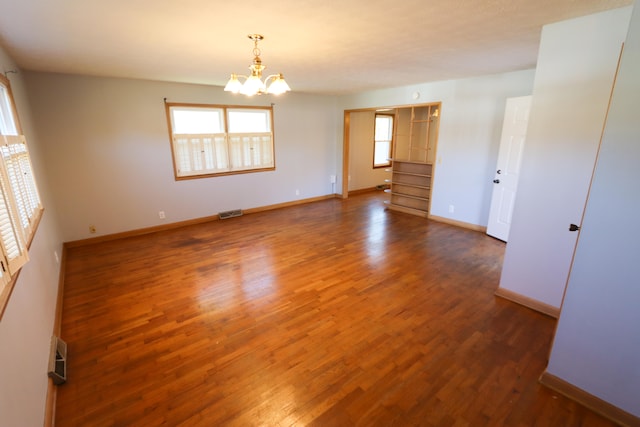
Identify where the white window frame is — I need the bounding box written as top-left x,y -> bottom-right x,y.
165,103 -> 276,179
0,74 -> 44,319
373,113 -> 394,168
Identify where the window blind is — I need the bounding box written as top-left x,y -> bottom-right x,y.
166,103 -> 275,179
0,75 -> 44,316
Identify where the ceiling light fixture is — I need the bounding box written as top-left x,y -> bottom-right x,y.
224,34 -> 291,96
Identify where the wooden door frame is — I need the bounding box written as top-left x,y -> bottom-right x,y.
341,110 -> 350,198
342,106 -> 398,199
341,103 -> 440,200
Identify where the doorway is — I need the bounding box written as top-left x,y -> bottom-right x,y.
342,104 -> 441,217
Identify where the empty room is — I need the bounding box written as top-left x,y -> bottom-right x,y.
0,0 -> 639,426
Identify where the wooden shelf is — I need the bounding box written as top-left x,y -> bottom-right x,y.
384,200 -> 429,217
391,170 -> 431,177
386,179 -> 430,190
385,160 -> 432,215
384,188 -> 429,197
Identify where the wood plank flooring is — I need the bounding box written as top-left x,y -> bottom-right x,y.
57,192 -> 617,426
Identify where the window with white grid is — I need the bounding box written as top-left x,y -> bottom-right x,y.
166,103 -> 275,179
0,74 -> 43,317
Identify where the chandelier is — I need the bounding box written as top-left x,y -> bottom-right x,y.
224,34 -> 291,96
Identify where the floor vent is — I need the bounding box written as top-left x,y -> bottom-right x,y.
48,335 -> 67,385
219,209 -> 243,220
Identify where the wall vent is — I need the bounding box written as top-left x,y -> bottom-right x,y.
48,335 -> 67,385
219,209 -> 243,220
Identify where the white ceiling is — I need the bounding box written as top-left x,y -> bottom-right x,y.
0,0 -> 633,95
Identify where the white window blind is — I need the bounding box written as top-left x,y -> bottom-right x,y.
0,149 -> 28,278
0,75 -> 43,314
167,104 -> 275,178
173,134 -> 228,176
0,135 -> 42,236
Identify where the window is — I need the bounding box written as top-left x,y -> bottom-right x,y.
166,103 -> 275,179
0,74 -> 43,317
374,114 -> 393,168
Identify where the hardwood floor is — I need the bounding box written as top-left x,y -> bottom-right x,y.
57,192 -> 617,426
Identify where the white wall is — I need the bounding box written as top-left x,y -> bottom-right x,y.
338,69 -> 535,226
0,49 -> 64,425
498,6 -> 633,310
546,3 -> 640,417
23,72 -> 339,242
348,111 -> 388,191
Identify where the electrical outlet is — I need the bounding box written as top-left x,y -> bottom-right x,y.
89,225 -> 96,234
449,205 -> 455,213
159,211 -> 165,219
330,175 -> 336,184
295,189 -> 300,196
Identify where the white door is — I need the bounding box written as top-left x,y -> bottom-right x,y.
486,95 -> 531,241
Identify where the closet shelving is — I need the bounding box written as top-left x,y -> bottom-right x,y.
384,104 -> 440,217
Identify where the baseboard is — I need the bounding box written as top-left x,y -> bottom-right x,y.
494,287 -> 560,318
243,194 -> 336,215
540,371 -> 640,427
44,245 -> 67,427
64,214 -> 222,248
428,214 -> 487,233
65,194 -> 336,248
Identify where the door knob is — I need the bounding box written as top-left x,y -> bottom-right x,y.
493,179 -> 500,184
569,224 -> 580,232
